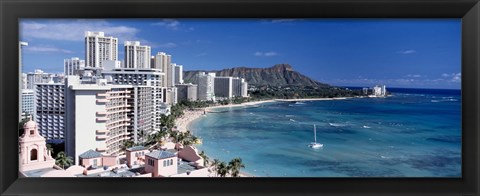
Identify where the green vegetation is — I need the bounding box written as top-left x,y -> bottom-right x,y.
55,151 -> 73,169
249,85 -> 363,100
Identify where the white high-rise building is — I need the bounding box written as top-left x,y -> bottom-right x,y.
64,57 -> 85,76
124,41 -> 151,69
152,52 -> 171,87
241,80 -> 248,97
176,83 -> 197,102
174,64 -> 184,85
65,76 -> 134,164
372,85 -> 387,97
35,83 -> 65,142
85,31 -> 118,68
197,72 -> 215,101
21,89 -> 35,120
21,73 -> 27,89
214,77 -> 233,99
102,68 -> 166,134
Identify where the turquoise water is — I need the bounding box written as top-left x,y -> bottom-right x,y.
189,89 -> 461,177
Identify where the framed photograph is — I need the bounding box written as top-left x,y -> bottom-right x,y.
1,0 -> 479,195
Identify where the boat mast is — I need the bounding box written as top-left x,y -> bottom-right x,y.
314,124 -> 317,143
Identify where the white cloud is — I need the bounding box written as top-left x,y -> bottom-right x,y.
254,51 -> 278,57
399,50 -> 416,54
21,20 -> 140,42
25,46 -> 73,54
442,73 -> 461,82
152,19 -> 180,30
156,42 -> 177,48
405,74 -> 423,78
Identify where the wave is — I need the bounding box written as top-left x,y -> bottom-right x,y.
431,99 -> 458,103
362,125 -> 371,129
329,123 -> 347,127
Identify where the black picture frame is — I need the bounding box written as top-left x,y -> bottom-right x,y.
1,0 -> 479,195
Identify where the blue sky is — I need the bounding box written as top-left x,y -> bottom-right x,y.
20,19 -> 461,89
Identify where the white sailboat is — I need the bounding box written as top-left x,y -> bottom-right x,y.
308,124 -> 323,148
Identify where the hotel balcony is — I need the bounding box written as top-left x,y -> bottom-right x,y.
96,147 -> 107,152
96,111 -> 108,116
96,130 -> 108,134
96,93 -> 109,97
96,117 -> 109,122
96,135 -> 107,140
96,99 -> 109,104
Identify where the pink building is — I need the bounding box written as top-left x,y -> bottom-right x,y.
79,149 -> 120,169
178,145 -> 204,167
19,120 -> 55,172
125,146 -> 149,167
144,150 -> 177,177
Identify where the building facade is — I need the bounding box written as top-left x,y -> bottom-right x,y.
21,89 -> 35,120
65,76 -> 134,164
35,83 -> 65,141
102,68 -> 167,135
64,57 -> 85,76
197,72 -> 215,101
152,52 -> 171,87
85,31 -> 118,68
124,41 -> 151,69
176,83 -> 198,102
214,77 -> 233,99
173,64 -> 183,85
19,120 -> 55,172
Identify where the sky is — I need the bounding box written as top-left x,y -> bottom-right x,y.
20,19 -> 461,89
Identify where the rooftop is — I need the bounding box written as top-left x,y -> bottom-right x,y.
127,146 -> 148,151
79,149 -> 103,159
146,150 -> 176,160
177,161 -> 197,175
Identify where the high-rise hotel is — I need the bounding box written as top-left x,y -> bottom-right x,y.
85,31 -> 118,68
124,41 -> 151,69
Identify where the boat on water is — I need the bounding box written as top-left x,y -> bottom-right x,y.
308,124 -> 323,149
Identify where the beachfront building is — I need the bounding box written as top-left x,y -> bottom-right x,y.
197,72 -> 215,101
35,82 -> 65,142
176,83 -> 198,102
124,41 -> 151,69
21,89 -> 35,120
173,64 -> 184,85
241,80 -> 248,97
64,57 -> 85,76
145,150 -> 178,177
214,76 -> 233,99
151,52 -> 171,87
102,68 -> 168,134
85,31 -> 118,68
372,85 -> 387,97
65,76 -> 134,164
102,60 -> 122,71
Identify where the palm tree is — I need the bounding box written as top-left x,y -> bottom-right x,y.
121,140 -> 135,153
55,151 -> 73,169
198,151 -> 209,167
211,159 -> 221,177
228,157 -> 245,177
46,144 -> 54,155
217,161 -> 229,177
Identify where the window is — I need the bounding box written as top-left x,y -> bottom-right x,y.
163,160 -> 166,167
93,159 -> 98,167
170,159 -> 173,166
30,149 -> 37,161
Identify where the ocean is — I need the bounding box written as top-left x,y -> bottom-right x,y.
189,88 -> 461,177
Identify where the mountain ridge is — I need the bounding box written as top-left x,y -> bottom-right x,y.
183,64 -> 329,87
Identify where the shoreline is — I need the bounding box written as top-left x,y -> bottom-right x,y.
175,96 -> 356,177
